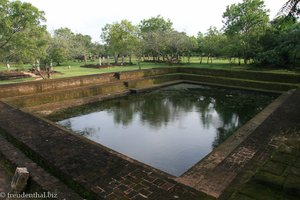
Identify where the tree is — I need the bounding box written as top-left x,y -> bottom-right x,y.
256,17 -> 300,68
196,32 -> 205,64
101,20 -> 139,64
48,28 -> 93,65
223,0 -> 269,64
5,26 -> 50,65
161,31 -> 192,65
139,16 -> 173,62
139,15 -> 173,33
73,34 -> 93,63
47,28 -> 73,65
0,0 -> 47,65
202,27 -> 225,63
185,36 -> 198,64
277,0 -> 300,19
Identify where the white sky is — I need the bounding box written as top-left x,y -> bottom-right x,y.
20,0 -> 286,42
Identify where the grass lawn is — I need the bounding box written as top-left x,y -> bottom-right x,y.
0,58 -> 299,85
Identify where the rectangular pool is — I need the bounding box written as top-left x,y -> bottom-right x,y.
52,84 -> 276,176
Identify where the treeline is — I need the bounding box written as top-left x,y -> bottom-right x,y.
0,0 -> 299,69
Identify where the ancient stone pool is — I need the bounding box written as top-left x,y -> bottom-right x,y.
54,83 -> 276,176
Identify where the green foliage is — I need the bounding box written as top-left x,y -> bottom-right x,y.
277,0 -> 300,19
202,27 -> 226,62
139,15 -> 173,33
138,16 -> 175,62
101,20 -> 139,64
47,28 -> 94,65
223,0 -> 269,64
256,17 -> 300,68
163,31 -> 194,64
0,0 -> 47,64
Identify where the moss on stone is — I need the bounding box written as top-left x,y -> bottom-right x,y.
261,161 -> 287,176
271,152 -> 297,165
283,174 -> 300,196
253,171 -> 285,189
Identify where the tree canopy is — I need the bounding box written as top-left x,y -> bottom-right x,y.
0,0 -> 299,69
0,0 -> 47,64
101,20 -> 139,64
223,0 -> 269,64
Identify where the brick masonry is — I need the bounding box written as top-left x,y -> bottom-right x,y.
0,68 -> 299,199
0,102 -> 211,200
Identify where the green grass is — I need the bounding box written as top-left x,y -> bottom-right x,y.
0,58 -> 299,85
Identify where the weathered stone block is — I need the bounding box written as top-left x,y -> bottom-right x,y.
261,161 -> 287,176
283,175 -> 300,196
271,152 -> 297,165
11,167 -> 30,193
253,171 -> 285,189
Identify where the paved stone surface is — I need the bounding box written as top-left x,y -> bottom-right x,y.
0,69 -> 299,199
0,102 -> 211,200
226,131 -> 300,200
177,92 -> 291,198
218,90 -> 300,200
0,134 -> 83,200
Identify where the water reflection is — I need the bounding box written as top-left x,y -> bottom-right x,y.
57,84 -> 275,176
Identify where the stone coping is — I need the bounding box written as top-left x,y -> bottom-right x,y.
0,68 -> 299,199
0,88 -> 295,199
0,134 -> 83,199
0,101 -> 211,200
1,67 -> 299,99
176,90 -> 291,198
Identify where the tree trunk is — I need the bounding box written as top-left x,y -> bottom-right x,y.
6,62 -> 10,71
199,56 -> 203,64
121,55 -> 125,65
207,56 -> 210,64
114,54 -> 118,64
106,56 -> 109,65
99,57 -> 102,66
129,55 -> 132,64
292,51 -> 297,69
137,57 -> 141,70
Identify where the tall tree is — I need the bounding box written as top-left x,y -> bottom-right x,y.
139,15 -> 173,33
223,0 -> 269,64
0,0 -> 47,65
196,32 -> 205,64
256,17 -> 300,68
163,31 -> 192,65
101,20 -> 139,64
277,0 -> 300,19
48,28 -> 93,64
139,16 -> 173,62
202,27 -> 225,63
73,34 -> 93,63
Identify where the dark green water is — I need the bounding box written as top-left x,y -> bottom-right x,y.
54,84 -> 276,176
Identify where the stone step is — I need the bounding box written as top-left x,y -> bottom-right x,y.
25,90 -> 130,116
0,132 -> 83,199
3,81 -> 127,108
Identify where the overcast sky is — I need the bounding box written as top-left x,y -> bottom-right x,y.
21,0 -> 286,42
